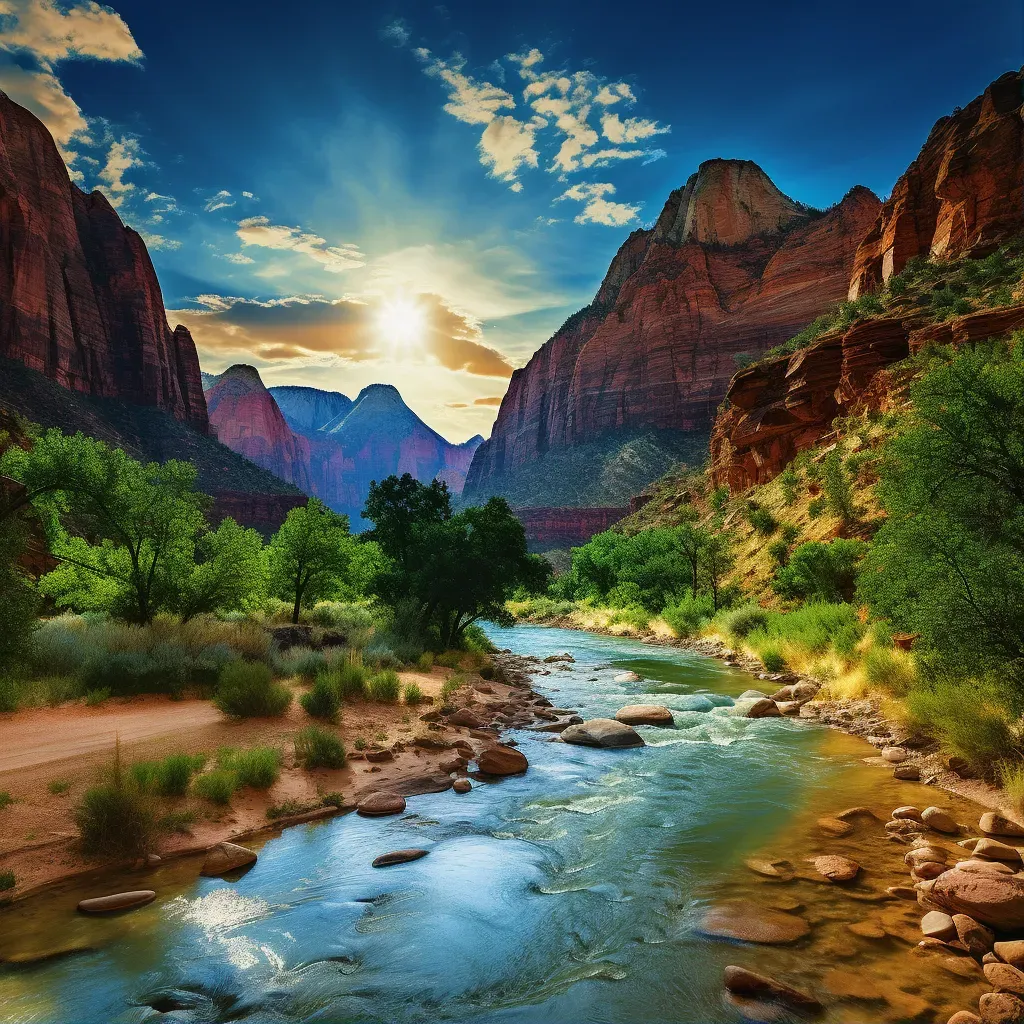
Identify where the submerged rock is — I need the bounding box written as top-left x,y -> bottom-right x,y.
811,855 -> 860,882
201,842 -> 257,877
723,965 -> 822,1013
561,719 -> 645,749
929,870 -> 1024,931
77,891 -> 156,914
700,903 -> 810,944
371,849 -> 428,868
614,671 -> 642,683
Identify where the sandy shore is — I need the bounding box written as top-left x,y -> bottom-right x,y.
0,660 -> 550,901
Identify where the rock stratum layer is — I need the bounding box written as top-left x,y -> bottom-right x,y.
511,507 -> 629,551
0,92 -> 207,430
205,369 -> 484,526
465,160 -> 881,504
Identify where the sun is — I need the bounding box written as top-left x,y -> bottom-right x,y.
376,295 -> 427,353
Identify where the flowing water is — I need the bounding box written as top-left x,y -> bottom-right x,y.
0,625 -> 991,1023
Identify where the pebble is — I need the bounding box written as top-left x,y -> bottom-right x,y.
453,779 -> 472,794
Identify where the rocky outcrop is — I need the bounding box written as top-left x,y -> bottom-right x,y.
464,161 -> 879,504
269,386 -> 352,437
849,70 -> 1024,299
0,91 -> 207,430
206,365 -> 311,490
208,491 -> 307,534
512,506 -> 628,550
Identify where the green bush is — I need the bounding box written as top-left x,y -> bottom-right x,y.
0,676 -> 18,713
773,539 -> 868,603
367,670 -> 401,703
403,681 -> 424,704
0,791 -> 12,809
744,602 -> 865,663
300,676 -> 341,722
822,451 -> 855,522
218,746 -> 281,789
808,496 -> 827,518
84,687 -> 111,706
0,870 -> 14,892
757,644 -> 787,672
440,674 -> 465,701
436,651 -> 464,669
76,752 -> 154,858
48,779 -> 71,795
130,753 -> 206,797
717,603 -> 770,639
294,726 -> 346,769
272,646 -> 327,679
192,768 -> 238,804
746,505 -> 778,536
214,661 -> 292,718
335,663 -> 367,699
662,592 -> 714,637
779,466 -> 800,504
416,652 -> 435,671
768,539 -> 790,566
862,647 -> 916,696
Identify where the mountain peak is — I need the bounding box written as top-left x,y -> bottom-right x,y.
654,159 -> 808,247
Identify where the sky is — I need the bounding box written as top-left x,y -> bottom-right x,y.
1,1 -> 1020,441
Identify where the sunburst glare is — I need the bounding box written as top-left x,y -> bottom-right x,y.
376,295 -> 427,354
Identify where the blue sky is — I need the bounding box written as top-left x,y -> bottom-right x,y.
1,0 -> 1020,440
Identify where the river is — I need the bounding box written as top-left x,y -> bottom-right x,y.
0,624 -> 989,1023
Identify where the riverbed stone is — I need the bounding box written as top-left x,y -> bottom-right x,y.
357,792 -> 407,817
985,963 -> 1024,996
959,860 -> 1017,876
923,807 -> 961,834
982,814 -> 1024,838
914,861 -> 950,881
614,671 -> 642,683
883,746 -> 910,763
700,903 -> 810,944
738,689 -> 769,700
975,839 -> 1023,863
894,806 -> 925,822
954,914 -> 996,957
895,766 -> 922,780
372,849 -> 428,868
922,911 -> 958,941
744,858 -> 795,881
996,942 -> 1024,969
948,1013 -> 983,1024
791,682 -> 818,702
447,708 -> 486,729
561,719 -> 645,749
888,885 -> 920,900
477,746 -> 529,775
979,992 -> 1024,1023
77,891 -> 156,914
886,819 -> 926,836
848,919 -> 886,939
722,966 -> 822,1012
929,870 -> 1024,931
453,778 -> 472,794
614,704 -> 675,727
811,855 -> 860,882
745,698 -> 781,719
200,842 -> 257,877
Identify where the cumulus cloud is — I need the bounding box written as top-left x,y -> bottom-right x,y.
139,231 -> 181,251
219,252 -> 255,265
173,293 -> 514,378
97,135 -> 142,206
0,0 -> 142,164
236,216 -> 365,273
556,182 -> 640,227
380,19 -> 409,45
204,189 -> 234,213
410,41 -> 668,197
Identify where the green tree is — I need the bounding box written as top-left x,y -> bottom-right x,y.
268,499 -> 353,623
773,539 -> 867,602
0,517 -> 37,674
698,532 -> 735,611
822,450 -> 855,523
858,342 -> 1024,698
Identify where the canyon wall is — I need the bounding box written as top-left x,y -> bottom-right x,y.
0,92 -> 207,431
512,506 -> 629,551
465,160 -> 880,505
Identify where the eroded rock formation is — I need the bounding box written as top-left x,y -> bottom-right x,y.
0,92 -> 207,430
512,506 -> 628,551
465,161 -> 880,503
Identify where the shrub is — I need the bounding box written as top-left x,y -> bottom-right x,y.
768,539 -> 790,566
0,791 -> 12,809
440,674 -> 465,701
758,644 -> 787,672
294,726 -> 346,769
746,505 -> 778,536
403,681 -> 424,704
192,769 -> 237,804
300,676 -> 341,722
416,652 -> 435,672
84,687 -> 111,706
0,676 -> 18,713
272,646 -> 326,680
609,604 -> 651,631
367,670 -> 401,703
781,523 -> 800,545
214,661 -> 292,718
353,736 -> 367,751
862,647 -> 916,697
808,496 -> 827,519
48,779 -> 71,795
158,809 -> 196,835
436,651 -> 464,670
662,592 -> 715,637
773,539 -> 868,603
717,603 -> 770,639
823,450 -> 855,522
0,870 -> 14,892
218,746 -> 281,789
335,663 -> 367,699
76,748 -> 155,858
710,486 -> 730,512
131,753 -> 206,797
997,761 -> 1024,816
779,466 -> 800,504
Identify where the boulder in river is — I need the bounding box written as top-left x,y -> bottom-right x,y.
955,914 -> 995,957
745,698 -> 781,719
201,842 -> 257,877
614,671 -> 642,683
811,855 -> 860,883
561,719 -> 645,749
921,911 -> 958,941
882,746 -> 910,763
981,813 -> 1024,838
357,792 -> 407,817
975,838 -> 1023,863
614,705 -> 675,727
723,965 -> 822,1013
372,849 -> 429,868
929,869 -> 1024,931
894,765 -> 921,780
700,903 -> 810,944
453,778 -> 472,794
979,992 -> 1024,1023
476,745 -> 529,775
78,891 -> 156,914
894,806 -> 925,822
738,689 -> 769,700
922,806 -> 960,834
996,941 -> 1024,969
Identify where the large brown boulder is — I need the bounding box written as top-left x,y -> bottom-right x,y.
614,705 -> 675,727
979,992 -> 1024,1024
357,792 -> 407,817
982,814 -> 1024,838
200,842 -> 258,877
928,869 -> 1024,931
476,746 -> 529,776
700,903 -> 810,944
561,719 -> 646,749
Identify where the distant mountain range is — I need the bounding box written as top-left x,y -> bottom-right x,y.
202,365 -> 484,527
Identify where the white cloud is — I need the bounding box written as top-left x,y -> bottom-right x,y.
556,182 -> 640,227
236,215 -> 365,273
594,83 -> 635,106
204,189 -> 234,213
479,115 -> 537,181
0,0 -> 141,165
601,111 -> 670,144
139,231 -> 180,250
241,190 -> 256,199
220,252 -> 256,265
380,19 -> 409,46
97,135 -> 142,206
419,50 -> 515,125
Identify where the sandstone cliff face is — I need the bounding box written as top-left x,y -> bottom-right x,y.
269,385 -> 352,437
0,92 -> 207,430
206,365 -> 311,491
465,162 -> 880,502
512,506 -> 628,551
849,70 -> 1024,299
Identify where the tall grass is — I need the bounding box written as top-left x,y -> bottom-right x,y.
300,676 -> 341,722
192,769 -> 237,804
715,603 -> 770,639
862,647 -> 916,697
997,761 -> 1024,816
403,681 -> 424,705
662,593 -> 715,637
367,670 -> 401,703
214,662 -> 292,718
217,746 -> 281,789
294,726 -> 346,769
130,753 -> 206,797
76,743 -> 155,858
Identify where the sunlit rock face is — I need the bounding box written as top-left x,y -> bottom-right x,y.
0,92 -> 207,430
849,70 -> 1024,299
204,372 -> 484,526
464,159 -> 880,505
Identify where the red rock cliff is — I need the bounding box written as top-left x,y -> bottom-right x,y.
512,506 -> 628,550
465,160 -> 880,501
0,91 -> 207,430
849,70 -> 1024,298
